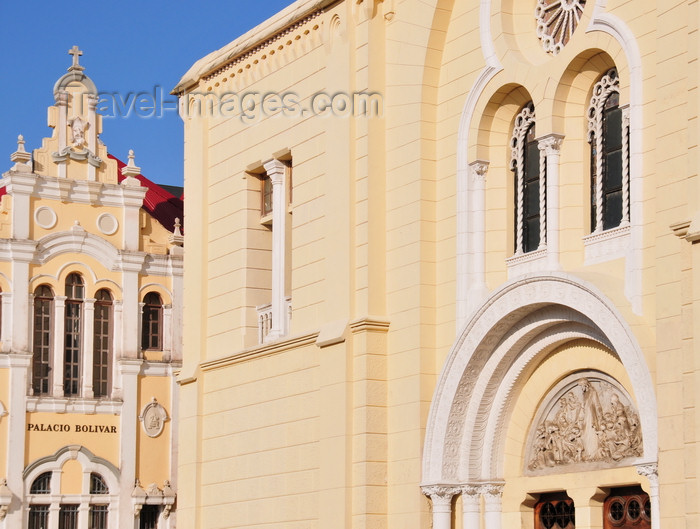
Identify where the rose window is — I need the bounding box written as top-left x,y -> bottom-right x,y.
535,0 -> 586,55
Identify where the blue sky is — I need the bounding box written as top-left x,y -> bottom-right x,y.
0,1 -> 293,188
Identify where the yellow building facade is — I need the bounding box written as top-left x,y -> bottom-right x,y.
0,50 -> 182,528
174,0 -> 698,528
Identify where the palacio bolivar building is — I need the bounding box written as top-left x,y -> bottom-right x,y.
0,49 -> 183,529
171,0 -> 699,528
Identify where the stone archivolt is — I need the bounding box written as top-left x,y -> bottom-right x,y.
527,375 -> 642,472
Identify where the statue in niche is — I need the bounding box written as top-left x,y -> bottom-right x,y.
69,116 -> 87,148
527,377 -> 642,471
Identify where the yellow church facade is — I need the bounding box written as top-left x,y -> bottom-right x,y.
174,1 -> 697,528
0,50 -> 182,528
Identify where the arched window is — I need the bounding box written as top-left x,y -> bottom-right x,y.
510,102 -> 543,254
535,492 -> 575,529
141,292 -> 163,351
28,472 -> 51,529
89,473 -> 109,527
32,285 -> 54,396
64,273 -> 84,397
93,289 -> 113,398
588,68 -> 630,232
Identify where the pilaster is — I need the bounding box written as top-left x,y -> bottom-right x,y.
81,298 -> 95,398
263,158 -> 288,340
52,296 -> 67,397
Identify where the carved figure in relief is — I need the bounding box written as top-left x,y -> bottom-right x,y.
69,116 -> 86,148
528,377 -> 642,471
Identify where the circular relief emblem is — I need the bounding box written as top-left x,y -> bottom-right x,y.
139,398 -> 169,438
34,206 -> 57,229
96,213 -> 119,235
535,0 -> 586,55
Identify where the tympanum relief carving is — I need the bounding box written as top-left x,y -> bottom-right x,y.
526,374 -> 642,473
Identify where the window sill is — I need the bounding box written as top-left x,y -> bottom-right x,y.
26,396 -> 122,414
582,223 -> 630,265
506,247 -> 548,279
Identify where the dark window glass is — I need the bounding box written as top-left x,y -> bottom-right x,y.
262,176 -> 273,216
30,472 -> 52,494
604,486 -> 650,529
90,473 -> 109,494
64,274 -> 84,397
522,123 -> 542,253
59,504 -> 79,529
535,493 -> 574,529
28,505 -> 50,529
93,290 -> 112,398
32,285 -> 53,395
591,82 -> 627,232
90,504 -> 109,529
602,101 -> 624,230
139,505 -> 160,529
141,293 -> 163,351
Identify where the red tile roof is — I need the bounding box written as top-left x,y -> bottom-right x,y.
109,154 -> 184,234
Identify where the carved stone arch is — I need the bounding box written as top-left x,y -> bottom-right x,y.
23,445 -> 120,495
138,283 -> 174,306
422,273 -> 656,487
36,229 -> 119,270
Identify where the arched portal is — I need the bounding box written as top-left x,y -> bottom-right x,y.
422,274 -> 658,529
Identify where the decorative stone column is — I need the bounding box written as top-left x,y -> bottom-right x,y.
263,159 -> 288,341
422,485 -> 460,529
621,104 -> 631,226
52,296 -> 67,397
81,298 -> 95,398
482,483 -> 504,529
469,161 -> 489,300
538,133 -> 564,268
461,484 -> 481,529
637,463 -> 659,529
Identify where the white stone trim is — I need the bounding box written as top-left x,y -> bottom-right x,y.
582,223 -> 631,264
587,0 -> 644,314
25,397 -> 122,415
422,274 -> 657,486
96,213 -> 119,236
34,206 -> 58,230
23,445 -> 120,529
456,0 -> 504,328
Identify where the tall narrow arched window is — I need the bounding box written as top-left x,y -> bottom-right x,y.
64,273 -> 84,397
28,472 -> 51,529
89,473 -> 109,528
93,289 -> 113,398
588,68 -> 630,232
510,102 -> 543,254
141,292 -> 163,351
32,285 -> 54,396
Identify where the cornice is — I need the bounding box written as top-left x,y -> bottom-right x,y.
173,0 -> 338,94
200,331 -> 320,372
349,316 -> 391,334
0,172 -> 146,208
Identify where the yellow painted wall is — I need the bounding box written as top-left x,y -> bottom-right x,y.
60,459 -> 83,495
25,413 -> 119,468
136,376 -> 173,487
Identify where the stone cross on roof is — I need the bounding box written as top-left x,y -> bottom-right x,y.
68,45 -> 84,71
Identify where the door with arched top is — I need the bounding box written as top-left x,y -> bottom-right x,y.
604,486 -> 651,529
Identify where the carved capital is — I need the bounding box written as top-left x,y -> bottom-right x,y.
537,134 -> 565,156
637,463 -> 658,486
421,485 -> 461,507
469,160 -> 489,185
